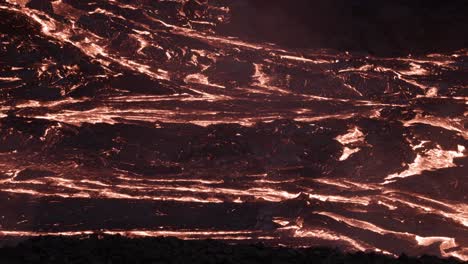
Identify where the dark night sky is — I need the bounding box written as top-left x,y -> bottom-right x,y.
218,0 -> 468,56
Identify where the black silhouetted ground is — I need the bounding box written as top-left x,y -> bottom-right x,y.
0,236 -> 464,264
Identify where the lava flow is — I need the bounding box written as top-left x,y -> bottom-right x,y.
0,0 -> 467,261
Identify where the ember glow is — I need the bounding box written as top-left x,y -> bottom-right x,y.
0,0 -> 467,261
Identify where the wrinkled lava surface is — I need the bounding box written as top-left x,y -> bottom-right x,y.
0,0 -> 467,261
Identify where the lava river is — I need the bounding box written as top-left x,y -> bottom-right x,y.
0,0 -> 467,261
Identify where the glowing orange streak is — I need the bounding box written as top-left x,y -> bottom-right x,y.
4,173 -> 300,203
184,73 -> 225,88
317,211 -> 467,261
278,55 -> 333,64
384,145 -> 465,182
0,76 -> 22,81
335,127 -> 366,160
28,106 -> 361,127
380,191 -> 468,228
0,187 -> 223,203
0,4 -> 169,80
337,64 -> 437,96
0,229 -> 262,240
1,188 -> 91,198
293,227 -> 369,252
117,176 -> 224,185
404,115 -> 468,139
306,193 -> 370,206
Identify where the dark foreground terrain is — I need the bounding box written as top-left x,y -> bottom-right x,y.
0,235 -> 465,264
